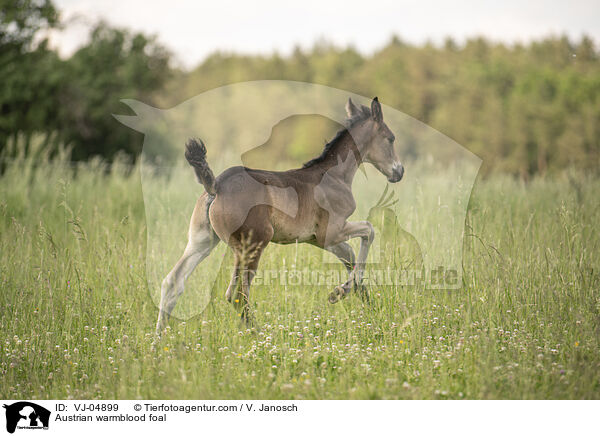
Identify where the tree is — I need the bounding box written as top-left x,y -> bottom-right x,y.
0,0 -> 57,49
0,0 -> 61,155
0,5 -> 172,162
57,23 -> 171,160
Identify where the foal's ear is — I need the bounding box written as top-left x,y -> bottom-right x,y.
371,97 -> 383,122
345,98 -> 361,118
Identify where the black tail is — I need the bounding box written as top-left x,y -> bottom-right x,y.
184,138 -> 216,195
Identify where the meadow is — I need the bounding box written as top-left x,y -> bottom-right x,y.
1,148 -> 599,400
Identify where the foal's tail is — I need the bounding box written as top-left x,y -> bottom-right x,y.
184,138 -> 216,195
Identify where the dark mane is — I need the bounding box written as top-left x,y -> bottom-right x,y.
302,104 -> 371,168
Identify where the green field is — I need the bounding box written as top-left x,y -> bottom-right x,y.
1,151 -> 599,400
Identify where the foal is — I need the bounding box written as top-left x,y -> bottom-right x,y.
156,97 -> 403,333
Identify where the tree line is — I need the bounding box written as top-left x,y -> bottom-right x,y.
2,0 -> 599,176
0,0 -> 171,161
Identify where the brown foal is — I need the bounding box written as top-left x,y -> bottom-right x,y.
156,97 -> 403,333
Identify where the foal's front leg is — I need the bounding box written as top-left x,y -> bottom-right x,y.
324,242 -> 355,303
328,221 -> 374,304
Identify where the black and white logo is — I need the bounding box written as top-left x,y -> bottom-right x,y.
3,402 -> 50,433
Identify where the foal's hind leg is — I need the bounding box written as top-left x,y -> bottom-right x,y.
155,231 -> 217,333
234,247 -> 265,324
227,222 -> 273,325
156,194 -> 219,334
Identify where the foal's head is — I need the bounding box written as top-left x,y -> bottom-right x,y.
346,97 -> 404,183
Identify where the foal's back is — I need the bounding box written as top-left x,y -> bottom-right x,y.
208,166 -> 323,247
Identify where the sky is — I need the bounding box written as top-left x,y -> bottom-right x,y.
48,0 -> 600,69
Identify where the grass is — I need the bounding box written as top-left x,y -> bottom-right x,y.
1,149 -> 599,400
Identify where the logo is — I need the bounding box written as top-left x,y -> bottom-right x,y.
3,402 -> 50,433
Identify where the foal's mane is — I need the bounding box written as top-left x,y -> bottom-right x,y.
302,104 -> 371,168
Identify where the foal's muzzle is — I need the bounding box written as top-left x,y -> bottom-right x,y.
388,163 -> 404,183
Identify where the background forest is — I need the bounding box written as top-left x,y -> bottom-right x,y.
2,0 -> 599,176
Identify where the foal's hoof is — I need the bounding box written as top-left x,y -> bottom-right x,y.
328,285 -> 348,304
328,290 -> 341,304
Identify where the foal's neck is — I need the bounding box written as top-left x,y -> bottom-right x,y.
312,130 -> 362,184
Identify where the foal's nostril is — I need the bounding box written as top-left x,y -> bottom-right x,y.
389,164 -> 404,182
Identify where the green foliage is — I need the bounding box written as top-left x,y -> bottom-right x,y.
58,23 -> 171,160
0,0 -> 61,153
0,44 -> 63,148
0,0 -> 57,48
1,16 -> 171,161
1,0 -> 599,175
164,35 -> 600,176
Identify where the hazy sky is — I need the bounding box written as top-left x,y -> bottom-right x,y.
49,0 -> 600,69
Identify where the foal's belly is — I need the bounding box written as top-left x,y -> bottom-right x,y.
269,209 -> 317,245
270,224 -> 316,245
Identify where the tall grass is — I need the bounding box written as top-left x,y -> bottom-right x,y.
1,148 -> 598,399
